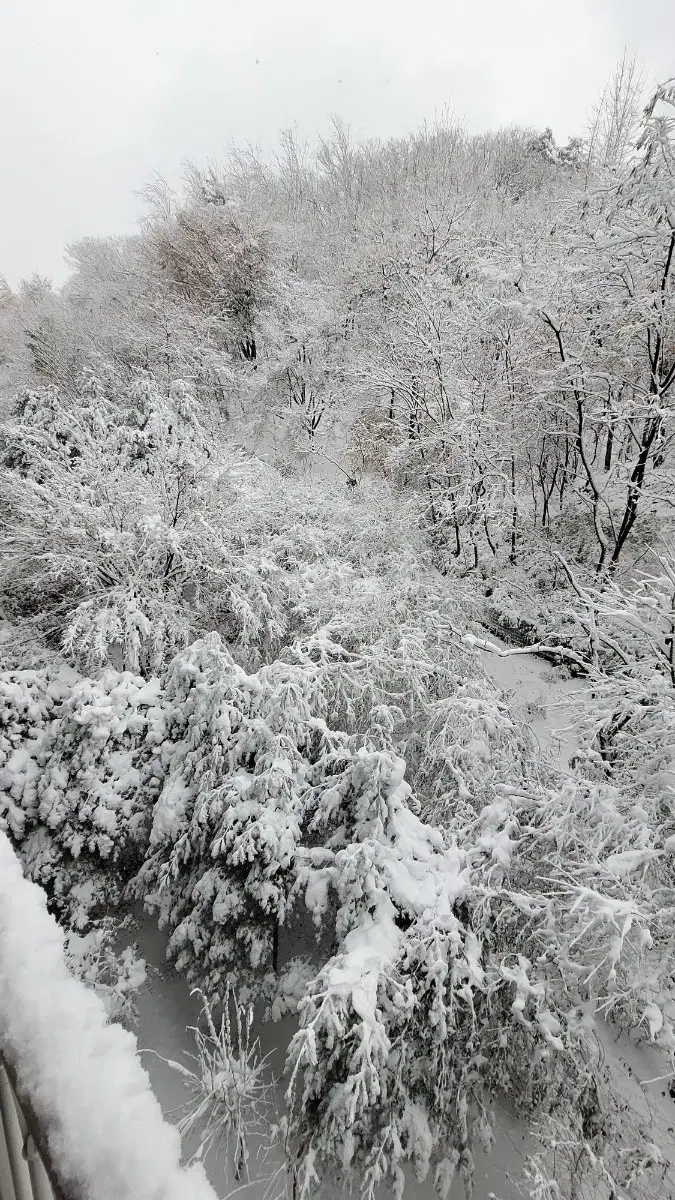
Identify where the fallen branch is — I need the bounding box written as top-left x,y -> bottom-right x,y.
463,632 -> 595,678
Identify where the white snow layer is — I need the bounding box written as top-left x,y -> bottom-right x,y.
0,831 -> 218,1200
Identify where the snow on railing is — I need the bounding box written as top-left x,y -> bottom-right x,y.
0,831 -> 219,1200
0,1053 -> 62,1200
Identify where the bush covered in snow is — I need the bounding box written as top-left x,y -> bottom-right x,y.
2,601 -> 672,1198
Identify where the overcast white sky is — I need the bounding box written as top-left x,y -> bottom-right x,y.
1,0 -> 673,287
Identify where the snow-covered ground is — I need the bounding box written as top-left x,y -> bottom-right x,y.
121,637 -> 675,1200
473,630 -> 588,770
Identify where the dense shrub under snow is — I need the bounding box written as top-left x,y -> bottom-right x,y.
1,610 -> 672,1199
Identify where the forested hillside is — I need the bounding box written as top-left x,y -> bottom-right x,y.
1,65 -> 674,1200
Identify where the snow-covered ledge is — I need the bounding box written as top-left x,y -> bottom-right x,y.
0,832 -> 218,1200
